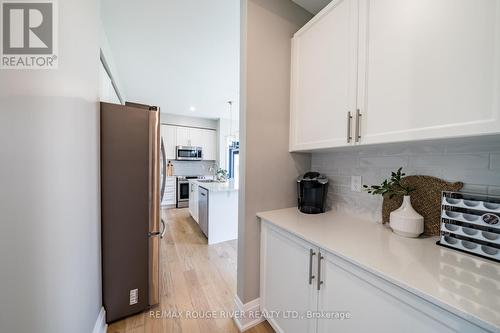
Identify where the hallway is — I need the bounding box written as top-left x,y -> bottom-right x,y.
107,208 -> 273,333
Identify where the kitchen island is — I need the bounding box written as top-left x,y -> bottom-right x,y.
189,179 -> 238,245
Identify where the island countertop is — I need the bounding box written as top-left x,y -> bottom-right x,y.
190,179 -> 239,193
257,207 -> 500,333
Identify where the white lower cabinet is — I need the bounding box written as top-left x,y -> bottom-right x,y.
317,252 -> 461,333
162,176 -> 176,206
260,221 -> 490,333
189,182 -> 199,223
260,223 -> 318,333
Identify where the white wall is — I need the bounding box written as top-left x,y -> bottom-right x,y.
237,0 -> 312,304
0,1 -> 102,332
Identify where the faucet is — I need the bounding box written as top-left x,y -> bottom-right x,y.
209,165 -> 217,180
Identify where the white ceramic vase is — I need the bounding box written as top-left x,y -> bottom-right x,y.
389,196 -> 424,238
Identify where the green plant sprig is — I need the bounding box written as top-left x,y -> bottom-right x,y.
363,167 -> 416,199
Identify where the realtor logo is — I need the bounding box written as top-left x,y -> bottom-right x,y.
1,0 -> 58,69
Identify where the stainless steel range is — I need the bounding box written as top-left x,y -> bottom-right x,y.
176,175 -> 210,208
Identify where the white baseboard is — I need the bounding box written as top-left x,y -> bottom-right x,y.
92,307 -> 108,333
233,295 -> 264,332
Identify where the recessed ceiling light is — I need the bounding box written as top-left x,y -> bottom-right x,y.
189,106 -> 196,112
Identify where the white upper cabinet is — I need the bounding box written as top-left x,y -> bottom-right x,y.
189,128 -> 205,147
161,125 -> 177,160
176,126 -> 191,147
290,0 -> 359,151
202,130 -> 217,161
357,0 -> 500,145
163,124 -> 217,161
290,0 -> 500,151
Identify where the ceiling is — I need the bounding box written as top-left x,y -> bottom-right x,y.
101,0 -> 240,120
291,0 -> 331,14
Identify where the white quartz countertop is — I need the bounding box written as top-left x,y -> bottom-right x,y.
190,179 -> 239,192
257,207 -> 500,332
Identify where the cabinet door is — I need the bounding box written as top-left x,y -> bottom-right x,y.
202,130 -> 217,161
189,182 -> 199,223
290,0 -> 359,151
162,176 -> 176,206
165,177 -> 176,205
317,252 -> 483,333
357,0 -> 500,144
261,222 -> 318,333
189,128 -> 204,148
176,127 -> 191,146
162,125 -> 177,160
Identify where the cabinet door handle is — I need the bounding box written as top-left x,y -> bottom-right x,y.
347,112 -> 353,143
308,249 -> 316,285
355,109 -> 362,143
317,252 -> 324,291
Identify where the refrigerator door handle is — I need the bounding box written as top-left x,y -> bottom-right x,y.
160,219 -> 166,239
148,108 -> 160,307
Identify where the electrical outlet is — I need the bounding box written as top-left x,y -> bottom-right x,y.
129,289 -> 138,305
351,176 -> 362,193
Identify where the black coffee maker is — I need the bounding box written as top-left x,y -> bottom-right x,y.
297,172 -> 329,214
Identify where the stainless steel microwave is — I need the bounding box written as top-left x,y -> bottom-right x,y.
176,146 -> 203,160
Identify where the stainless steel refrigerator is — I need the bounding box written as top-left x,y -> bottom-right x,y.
101,102 -> 163,323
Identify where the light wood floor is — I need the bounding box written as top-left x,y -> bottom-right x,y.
107,208 -> 274,333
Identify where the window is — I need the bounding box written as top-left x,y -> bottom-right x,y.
228,141 -> 239,183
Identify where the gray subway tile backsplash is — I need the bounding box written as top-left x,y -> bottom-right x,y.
359,156 -> 409,168
170,160 -> 216,176
312,138 -> 500,222
490,153 -> 500,170
409,153 -> 490,169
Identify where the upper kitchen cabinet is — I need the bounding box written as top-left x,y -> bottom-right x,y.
290,0 -> 500,152
357,0 -> 500,145
186,127 -> 217,160
176,126 -> 191,147
290,0 -> 359,151
189,128 -> 204,147
165,124 -> 217,161
161,125 -> 177,160
201,130 -> 217,161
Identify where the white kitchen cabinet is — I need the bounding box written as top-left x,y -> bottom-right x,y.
162,176 -> 177,206
290,0 -> 359,151
161,125 -> 177,160
189,128 -> 204,147
176,126 -> 191,147
357,0 -> 500,145
316,252 -> 459,333
171,125 -> 217,161
290,0 -> 500,152
260,221 -> 491,333
260,223 -> 318,333
190,128 -> 217,160
201,130 -> 217,161
189,181 -> 199,223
